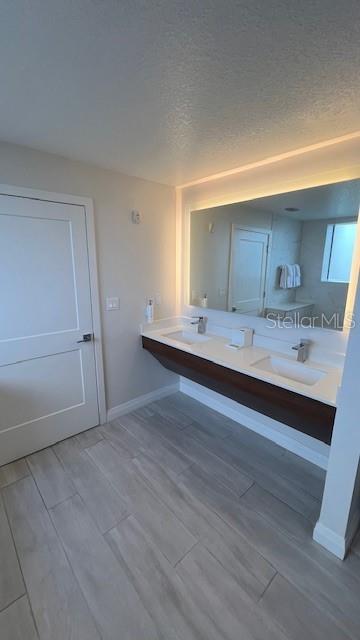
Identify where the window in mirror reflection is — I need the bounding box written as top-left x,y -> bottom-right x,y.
321,222 -> 356,283
189,179 -> 360,331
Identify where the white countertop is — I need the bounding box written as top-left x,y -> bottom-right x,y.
265,300 -> 314,311
142,321 -> 342,407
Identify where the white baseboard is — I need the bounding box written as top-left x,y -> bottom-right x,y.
313,521 -> 348,559
107,383 -> 179,422
179,378 -> 329,469
346,507 -> 360,550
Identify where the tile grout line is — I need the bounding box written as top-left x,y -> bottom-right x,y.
174,420 -> 255,484
126,409 -> 254,488
47,492 -> 104,640
257,569 -> 278,603
103,512 -> 134,540
103,511 -> 187,581
104,406 -> 321,549
257,567 -> 355,640
148,399 -> 194,430
238,479 -> 320,531
125,417 -> 256,519
225,433 -> 325,502
180,405 -> 324,493
1,485 -> 41,639
26,458 -> 92,639
190,428 -> 322,514
0,591 -> 41,640
239,480 -> 256,499
106,418 -> 170,464
172,428 -> 360,639
173,538 -> 200,569
174,474 -> 287,578
0,461 -> 31,491
86,445 -> 199,554
0,593 -> 27,616
174,465 -> 281,587
26,453 -> 78,511
28,446 -> 112,638
102,511 -> 194,638
177,461 -> 252,503
100,509 -> 132,536
178,469 -> 360,637
92,433 -> 137,461
115,404 -> 323,509
86,437 -> 201,570
201,531 -> 278,601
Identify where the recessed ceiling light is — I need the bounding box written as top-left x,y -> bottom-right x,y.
284,207 -> 300,212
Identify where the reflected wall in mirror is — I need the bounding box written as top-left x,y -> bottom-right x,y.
190,179 -> 360,330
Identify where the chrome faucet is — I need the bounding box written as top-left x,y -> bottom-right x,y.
292,338 -> 311,363
191,316 -> 208,334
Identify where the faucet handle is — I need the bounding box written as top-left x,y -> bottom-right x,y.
191,315 -> 207,323
292,338 -> 311,349
190,315 -> 207,333
292,338 -> 311,362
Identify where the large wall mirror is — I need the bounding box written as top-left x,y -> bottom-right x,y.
189,179 -> 360,331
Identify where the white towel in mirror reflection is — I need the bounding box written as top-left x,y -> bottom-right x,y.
279,264 -> 301,288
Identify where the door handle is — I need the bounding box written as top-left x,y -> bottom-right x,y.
77,333 -> 93,343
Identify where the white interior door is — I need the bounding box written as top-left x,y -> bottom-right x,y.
229,227 -> 269,315
0,194 -> 99,465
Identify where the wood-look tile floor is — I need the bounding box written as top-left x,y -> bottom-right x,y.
1,391 -> 360,639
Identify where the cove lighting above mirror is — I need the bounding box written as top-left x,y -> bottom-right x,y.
189,179 -> 360,331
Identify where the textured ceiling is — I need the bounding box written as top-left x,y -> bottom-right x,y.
0,1 -> 359,185
244,180 -> 360,220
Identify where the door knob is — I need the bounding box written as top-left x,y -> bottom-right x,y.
77,333 -> 93,343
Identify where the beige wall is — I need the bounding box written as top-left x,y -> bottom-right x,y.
0,142 -> 177,412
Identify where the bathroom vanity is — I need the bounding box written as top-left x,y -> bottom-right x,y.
142,320 -> 341,445
142,179 -> 358,453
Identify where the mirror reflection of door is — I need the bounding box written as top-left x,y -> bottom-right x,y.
229,226 -> 269,315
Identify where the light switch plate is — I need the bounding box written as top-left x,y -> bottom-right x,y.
106,297 -> 120,311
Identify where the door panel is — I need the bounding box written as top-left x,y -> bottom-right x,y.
1,215 -> 78,338
0,195 -> 99,465
0,351 -> 84,430
229,228 -> 269,315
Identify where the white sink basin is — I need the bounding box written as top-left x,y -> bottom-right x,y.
164,330 -> 211,345
252,355 -> 326,386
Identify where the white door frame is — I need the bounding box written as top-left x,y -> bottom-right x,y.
0,183 -> 107,425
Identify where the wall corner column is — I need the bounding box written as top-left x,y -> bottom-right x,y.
313,271 -> 360,558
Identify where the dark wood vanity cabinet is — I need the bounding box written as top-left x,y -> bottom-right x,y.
142,336 -> 335,445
